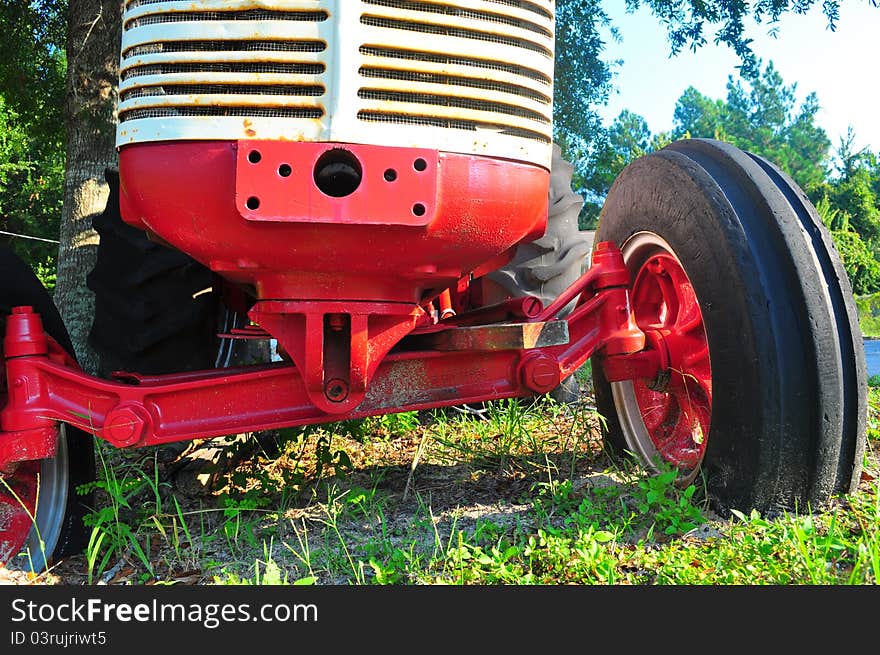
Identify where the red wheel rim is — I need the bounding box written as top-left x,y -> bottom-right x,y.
629,251 -> 712,471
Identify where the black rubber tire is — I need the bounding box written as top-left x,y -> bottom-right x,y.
87,169 -> 219,376
593,138 -> 866,513
488,143 -> 594,313
0,244 -> 95,565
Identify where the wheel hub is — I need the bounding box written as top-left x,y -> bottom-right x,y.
611,233 -> 713,478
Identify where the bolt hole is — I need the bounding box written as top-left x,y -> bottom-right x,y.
384,168 -> 398,182
314,148 -> 363,197
248,150 -> 262,164
412,203 -> 426,217
246,196 -> 260,210
413,158 -> 427,172
278,163 -> 292,177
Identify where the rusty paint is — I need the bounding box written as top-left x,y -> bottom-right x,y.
409,319 -> 568,351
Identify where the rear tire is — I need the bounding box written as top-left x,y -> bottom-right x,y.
488,143 -> 594,313
593,139 -> 865,513
87,168 -> 219,376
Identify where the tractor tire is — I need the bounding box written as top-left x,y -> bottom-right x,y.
87,168 -> 220,377
0,244 -> 95,570
593,138 -> 866,513
488,143 -> 594,315
487,143 -> 594,405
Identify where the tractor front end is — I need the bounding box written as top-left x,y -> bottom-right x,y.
112,0 -> 613,414
1,0 -> 867,570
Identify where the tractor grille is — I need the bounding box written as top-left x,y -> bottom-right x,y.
118,1 -> 329,127
117,0 -> 555,167
356,0 -> 554,146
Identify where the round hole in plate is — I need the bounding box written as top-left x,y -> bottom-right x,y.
278,163 -> 292,177
413,158 -> 427,172
384,168 -> 398,182
412,203 -> 426,217
314,148 -> 363,197
246,196 -> 260,210
248,150 -> 262,164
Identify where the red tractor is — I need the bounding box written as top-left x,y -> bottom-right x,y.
0,1 -> 865,570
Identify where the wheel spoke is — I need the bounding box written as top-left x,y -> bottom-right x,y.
635,386 -> 675,433
631,272 -> 666,328
681,340 -> 710,369
668,274 -> 702,334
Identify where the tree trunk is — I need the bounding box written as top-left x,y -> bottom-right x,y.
54,0 -> 121,373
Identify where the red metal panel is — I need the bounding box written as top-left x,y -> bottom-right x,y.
236,142 -> 438,226
118,142 -> 548,304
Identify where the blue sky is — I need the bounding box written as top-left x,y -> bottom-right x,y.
598,1 -> 880,156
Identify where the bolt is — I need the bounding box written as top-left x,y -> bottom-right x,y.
324,378 -> 349,403
104,406 -> 148,447
327,314 -> 346,332
520,353 -> 560,394
530,362 -> 558,389
648,257 -> 666,275
523,297 -> 542,317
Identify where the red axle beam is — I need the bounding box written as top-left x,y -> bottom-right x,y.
0,243 -> 650,466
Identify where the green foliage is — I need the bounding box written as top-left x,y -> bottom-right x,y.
856,293 -> 880,338
812,132 -> 880,293
80,450 -> 164,583
626,1 -> 856,77
46,387 -> 880,585
0,1 -> 66,274
580,110 -> 653,227
588,60 -> 880,295
674,62 -> 831,192
564,0 -> 876,228
634,468 -> 704,535
827,131 -> 880,241
553,0 -> 617,225
829,231 -> 880,297
213,542 -> 316,585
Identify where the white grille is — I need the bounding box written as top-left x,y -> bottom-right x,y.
117,0 -> 555,167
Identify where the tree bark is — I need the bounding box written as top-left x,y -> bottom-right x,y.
54,0 -> 121,373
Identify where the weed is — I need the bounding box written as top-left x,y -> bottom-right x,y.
80,448 -> 161,582
213,540 -> 316,585
633,467 -> 705,536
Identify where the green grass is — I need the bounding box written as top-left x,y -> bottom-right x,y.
52,385 -> 880,586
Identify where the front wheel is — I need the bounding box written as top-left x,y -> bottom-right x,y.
593,139 -> 866,513
0,245 -> 94,570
